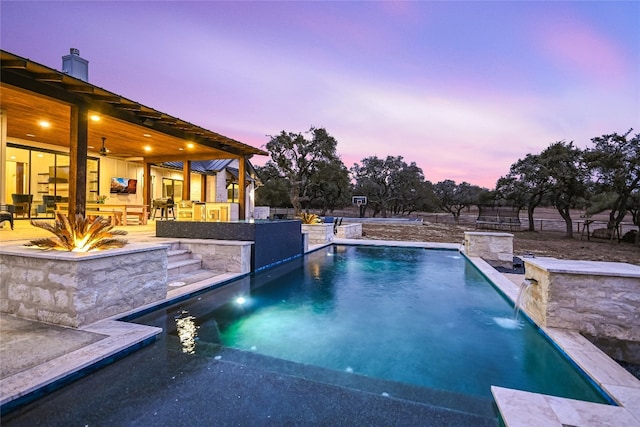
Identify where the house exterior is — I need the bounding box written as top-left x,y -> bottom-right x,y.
0,49 -> 266,220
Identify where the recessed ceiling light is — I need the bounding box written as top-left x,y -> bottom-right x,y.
88,146 -> 95,149
37,154 -> 44,158
10,156 -> 16,160
26,133 -> 36,137
143,133 -> 151,138
38,120 -> 51,128
90,115 -> 101,122
144,146 -> 152,152
178,147 -> 184,151
186,143 -> 194,149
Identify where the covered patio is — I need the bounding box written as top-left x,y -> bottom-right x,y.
0,49 -> 267,220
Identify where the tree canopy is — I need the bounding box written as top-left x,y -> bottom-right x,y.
262,127 -> 348,215
351,155 -> 436,217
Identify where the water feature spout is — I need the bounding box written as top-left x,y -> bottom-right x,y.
514,278 -> 537,320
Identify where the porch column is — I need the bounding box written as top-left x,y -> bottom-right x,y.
238,157 -> 246,220
69,104 -> 89,217
0,110 -> 7,205
182,160 -> 191,200
144,161 -> 152,209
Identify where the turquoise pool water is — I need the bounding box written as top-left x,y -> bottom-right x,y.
142,245 -> 610,416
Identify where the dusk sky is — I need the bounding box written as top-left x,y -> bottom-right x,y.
2,1 -> 638,188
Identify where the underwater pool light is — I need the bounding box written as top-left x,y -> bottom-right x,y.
236,296 -> 246,305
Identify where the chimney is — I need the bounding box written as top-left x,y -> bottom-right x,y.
61,48 -> 89,82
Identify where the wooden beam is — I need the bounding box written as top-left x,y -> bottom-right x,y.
144,161 -> 152,209
65,84 -> 95,94
34,73 -> 64,82
69,104 -> 89,217
238,157 -> 246,220
0,59 -> 27,68
144,152 -> 239,163
183,160 -> 191,200
90,94 -> 122,103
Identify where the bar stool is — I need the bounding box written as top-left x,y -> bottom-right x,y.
152,199 -> 175,220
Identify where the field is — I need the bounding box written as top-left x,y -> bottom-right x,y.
356,208 -> 639,266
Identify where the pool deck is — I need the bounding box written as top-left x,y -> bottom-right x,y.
1,220 -> 639,426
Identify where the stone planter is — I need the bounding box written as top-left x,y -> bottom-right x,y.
302,223 -> 334,245
0,244 -> 168,328
523,257 -> 640,362
464,231 -> 513,269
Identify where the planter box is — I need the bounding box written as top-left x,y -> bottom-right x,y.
0,244 -> 168,328
302,223 -> 334,245
523,258 -> 640,362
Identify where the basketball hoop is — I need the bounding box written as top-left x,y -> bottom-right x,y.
352,196 -> 367,206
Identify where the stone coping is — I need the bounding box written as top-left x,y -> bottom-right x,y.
0,242 -> 167,261
470,256 -> 640,426
464,231 -> 514,237
2,239 -> 638,426
523,257 -> 640,278
333,238 -> 461,250
0,318 -> 161,407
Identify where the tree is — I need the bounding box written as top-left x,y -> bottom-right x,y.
265,127 -> 342,215
388,162 -> 438,216
626,189 -> 640,244
351,156 -> 396,218
254,163 -> 292,208
306,160 -> 351,215
433,180 -> 482,221
351,155 -> 432,218
540,141 -> 588,238
495,153 -> 552,231
584,129 -> 640,233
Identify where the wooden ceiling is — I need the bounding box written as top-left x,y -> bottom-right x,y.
0,50 -> 267,162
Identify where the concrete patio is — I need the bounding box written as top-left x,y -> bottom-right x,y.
1,218 -> 639,426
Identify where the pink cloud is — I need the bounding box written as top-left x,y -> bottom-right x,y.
532,14 -> 632,84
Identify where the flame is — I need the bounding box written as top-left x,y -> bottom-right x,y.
26,213 -> 128,252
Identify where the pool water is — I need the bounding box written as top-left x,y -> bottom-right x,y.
139,245 -> 610,416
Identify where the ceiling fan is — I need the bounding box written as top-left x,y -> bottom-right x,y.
100,137 -> 108,156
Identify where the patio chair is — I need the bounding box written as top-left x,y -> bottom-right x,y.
11,194 -> 33,218
0,204 -> 15,230
36,195 -> 61,217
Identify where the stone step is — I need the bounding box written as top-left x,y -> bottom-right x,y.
166,269 -> 220,289
167,248 -> 193,263
167,241 -> 182,251
167,258 -> 202,278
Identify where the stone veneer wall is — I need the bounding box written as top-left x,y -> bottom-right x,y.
0,244 -> 167,328
302,223 -> 334,244
156,220 -> 303,271
523,257 -> 640,362
174,241 -> 251,274
463,232 -> 513,269
336,224 -> 362,239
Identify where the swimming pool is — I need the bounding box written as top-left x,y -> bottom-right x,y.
135,245 -> 610,418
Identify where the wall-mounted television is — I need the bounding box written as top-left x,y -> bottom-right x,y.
110,177 -> 137,194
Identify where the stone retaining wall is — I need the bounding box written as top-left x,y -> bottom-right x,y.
174,240 -> 252,274
0,244 -> 167,328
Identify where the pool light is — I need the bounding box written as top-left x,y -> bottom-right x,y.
236,296 -> 246,305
